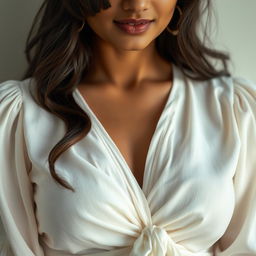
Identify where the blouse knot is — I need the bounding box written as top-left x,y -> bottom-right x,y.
129,225 -> 175,256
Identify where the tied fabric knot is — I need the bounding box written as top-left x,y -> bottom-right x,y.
129,225 -> 175,256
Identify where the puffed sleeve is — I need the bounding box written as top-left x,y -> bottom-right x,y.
214,76 -> 256,255
0,81 -> 44,256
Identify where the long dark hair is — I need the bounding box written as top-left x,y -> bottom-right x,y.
23,0 -> 231,192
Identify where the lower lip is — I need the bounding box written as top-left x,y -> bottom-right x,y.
114,21 -> 153,35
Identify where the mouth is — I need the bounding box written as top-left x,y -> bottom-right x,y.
113,19 -> 154,35
113,19 -> 155,26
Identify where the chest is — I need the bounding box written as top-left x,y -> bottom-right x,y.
77,82 -> 173,188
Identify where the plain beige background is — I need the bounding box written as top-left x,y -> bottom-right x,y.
0,0 -> 255,83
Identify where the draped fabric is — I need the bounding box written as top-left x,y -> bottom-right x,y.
1,65 -> 256,256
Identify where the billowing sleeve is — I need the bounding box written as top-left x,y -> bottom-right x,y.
0,81 -> 44,256
214,76 -> 256,255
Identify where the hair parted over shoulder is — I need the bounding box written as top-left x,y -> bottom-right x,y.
23,0 -> 231,192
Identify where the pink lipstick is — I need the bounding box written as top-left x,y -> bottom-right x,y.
114,19 -> 154,35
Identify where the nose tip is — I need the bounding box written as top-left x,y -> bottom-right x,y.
122,0 -> 149,12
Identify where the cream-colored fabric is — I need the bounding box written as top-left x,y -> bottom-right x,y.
0,65 -> 256,256
0,81 -> 44,256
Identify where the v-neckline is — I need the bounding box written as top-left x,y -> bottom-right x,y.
73,64 -> 179,194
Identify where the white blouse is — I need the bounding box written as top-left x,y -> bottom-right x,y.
0,64 -> 256,256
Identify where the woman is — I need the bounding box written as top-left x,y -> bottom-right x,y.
0,0 -> 256,255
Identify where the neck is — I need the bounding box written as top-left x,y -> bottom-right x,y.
81,38 -> 172,91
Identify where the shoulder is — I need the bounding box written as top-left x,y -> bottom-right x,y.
184,73 -> 256,129
207,74 -> 256,98
0,80 -> 22,103
229,76 -> 256,134
0,78 -> 35,119
205,73 -> 256,132
0,80 -> 23,117
0,78 -> 34,103
195,74 -> 256,104
231,76 -> 256,111
210,74 -> 256,116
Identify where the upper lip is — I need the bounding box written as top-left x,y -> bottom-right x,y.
114,19 -> 154,24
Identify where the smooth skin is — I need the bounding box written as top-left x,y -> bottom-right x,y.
78,0 -> 178,189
